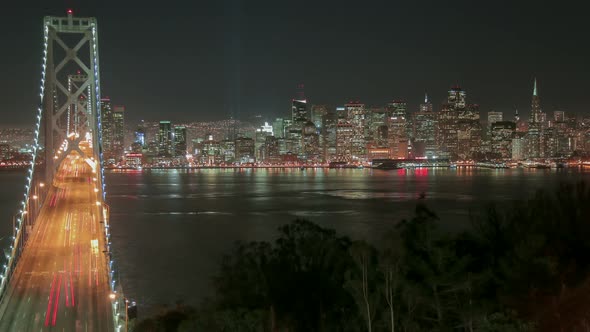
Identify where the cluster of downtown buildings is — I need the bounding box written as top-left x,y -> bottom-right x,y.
99,80 -> 590,167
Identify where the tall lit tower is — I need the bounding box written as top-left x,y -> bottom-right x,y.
530,78 -> 542,123
527,78 -> 543,158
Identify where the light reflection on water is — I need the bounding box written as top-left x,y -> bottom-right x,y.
101,167 -> 590,315
3,168 -> 590,315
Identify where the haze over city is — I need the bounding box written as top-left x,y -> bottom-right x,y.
1,2 -> 590,332
0,0 -> 589,125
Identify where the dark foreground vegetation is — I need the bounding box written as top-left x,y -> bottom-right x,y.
135,182 -> 590,332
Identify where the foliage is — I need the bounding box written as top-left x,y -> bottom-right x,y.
134,181 -> 590,332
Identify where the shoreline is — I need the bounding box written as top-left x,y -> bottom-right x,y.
103,165 -> 590,171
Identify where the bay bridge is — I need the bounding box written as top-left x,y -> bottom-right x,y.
0,10 -> 126,331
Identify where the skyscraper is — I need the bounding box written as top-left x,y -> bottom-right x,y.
368,107 -> 388,147
336,122 -> 353,162
323,109 -> 338,162
158,121 -> 173,157
457,104 -> 482,160
302,121 -> 320,162
100,99 -> 124,162
173,125 -> 187,157
264,136 -> 280,163
447,86 -> 467,109
487,111 -> 503,137
255,122 -> 273,161
491,121 -> 516,159
527,78 -> 544,158
100,98 -> 114,160
134,121 -> 146,147
436,87 -> 465,159
387,100 -> 409,159
311,105 -> 328,130
272,118 -> 285,138
292,99 -> 308,123
112,105 -> 125,159
487,111 -> 503,128
436,86 -> 481,160
235,137 -> 255,163
413,93 -> 437,158
345,102 -> 366,161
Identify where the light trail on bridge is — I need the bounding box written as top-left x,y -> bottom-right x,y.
0,152 -> 114,331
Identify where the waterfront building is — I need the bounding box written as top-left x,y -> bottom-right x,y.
367,145 -> 391,160
264,136 -> 280,163
235,137 -> 255,163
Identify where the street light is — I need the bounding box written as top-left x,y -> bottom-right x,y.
32,195 -> 38,200
125,299 -> 129,332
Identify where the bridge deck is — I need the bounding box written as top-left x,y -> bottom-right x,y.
0,153 -> 113,331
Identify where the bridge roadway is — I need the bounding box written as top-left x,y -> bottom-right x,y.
0,152 -> 114,331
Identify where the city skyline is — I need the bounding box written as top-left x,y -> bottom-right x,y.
1,7 -> 590,332
0,1 -> 588,125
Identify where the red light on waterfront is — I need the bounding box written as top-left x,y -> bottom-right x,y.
67,9 -> 73,15
415,168 -> 428,177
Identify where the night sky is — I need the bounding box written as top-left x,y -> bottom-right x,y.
0,1 -> 588,126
